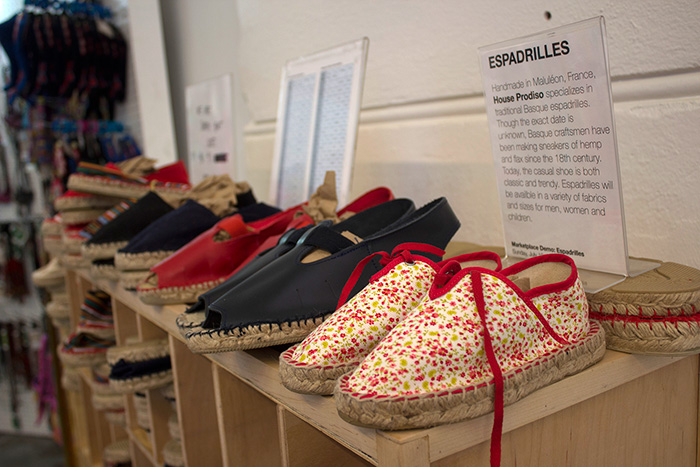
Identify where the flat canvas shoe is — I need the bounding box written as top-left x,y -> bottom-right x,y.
280,247 -> 502,395
335,253 -> 605,464
185,198 -> 460,353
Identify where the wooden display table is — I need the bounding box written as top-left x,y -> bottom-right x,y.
59,267 -> 698,467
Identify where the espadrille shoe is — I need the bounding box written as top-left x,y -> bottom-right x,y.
186,198 -> 460,353
62,224 -> 89,254
61,367 -> 82,391
41,215 -> 63,255
82,193 -> 173,260
176,186 -> 395,335
76,290 -> 115,339
280,248 -> 503,395
59,332 -> 115,367
335,254 -> 605,466
168,412 -> 181,440
103,439 -> 131,467
133,392 -> 151,431
104,409 -> 127,428
163,438 -> 185,467
588,261 -> 700,355
92,392 -> 125,411
68,156 -> 191,201
31,257 -> 65,288
46,297 -> 70,320
107,339 -> 173,392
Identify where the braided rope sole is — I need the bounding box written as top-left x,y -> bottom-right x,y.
168,412 -> 181,440
118,269 -> 151,290
82,241 -> 127,260
185,315 -> 331,354
43,237 -> 63,255
59,209 -> 105,225
109,369 -> 173,393
46,300 -> 70,319
76,324 -> 115,341
334,323 -> 606,430
163,439 -> 184,467
115,250 -> 174,271
175,311 -> 205,335
103,439 -> 131,464
104,410 -> 126,427
61,369 -> 82,392
138,278 -> 225,305
92,392 -> 125,411
90,263 -> 119,281
107,339 -> 170,364
55,195 -> 120,211
68,174 -> 189,201
592,317 -> 700,355
58,347 -> 108,368
60,254 -> 92,268
62,237 -> 84,254
279,344 -> 358,395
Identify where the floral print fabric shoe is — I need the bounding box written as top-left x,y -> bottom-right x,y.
335,254 -> 605,466
279,245 -> 502,395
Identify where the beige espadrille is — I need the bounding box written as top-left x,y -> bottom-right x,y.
163,438 -> 185,467
588,261 -> 700,354
103,439 -> 131,465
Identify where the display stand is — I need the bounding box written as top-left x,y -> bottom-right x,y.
57,250 -> 699,467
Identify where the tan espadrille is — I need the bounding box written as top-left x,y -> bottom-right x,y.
588,261 -> 700,354
103,439 -> 131,465
163,438 -> 185,467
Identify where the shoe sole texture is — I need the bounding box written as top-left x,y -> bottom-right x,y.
68,175 -> 188,202
59,209 -> 106,225
115,250 -> 174,271
334,322 -> 606,430
279,344 -> 358,395
138,278 -> 226,305
82,241 -> 128,260
185,315 -> 331,354
118,270 -> 151,290
588,262 -> 700,355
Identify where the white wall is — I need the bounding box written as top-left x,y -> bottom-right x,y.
157,0 -> 700,269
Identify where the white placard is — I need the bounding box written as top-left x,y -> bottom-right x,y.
479,17 -> 628,276
185,74 -> 236,184
270,38 -> 369,209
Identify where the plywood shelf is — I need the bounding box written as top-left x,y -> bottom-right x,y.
57,267 -> 700,466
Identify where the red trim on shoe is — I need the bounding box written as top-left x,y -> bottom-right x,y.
338,187 -> 394,216
500,254 -> 578,298
472,271 -> 504,467
336,243 -> 445,308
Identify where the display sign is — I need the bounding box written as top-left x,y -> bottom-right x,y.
479,17 -> 629,278
270,38 -> 369,208
185,74 -> 236,184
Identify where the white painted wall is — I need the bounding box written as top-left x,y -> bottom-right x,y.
155,0 -> 700,269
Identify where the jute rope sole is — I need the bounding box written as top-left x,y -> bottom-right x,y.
118,269 -> 151,290
82,241 -> 128,260
43,237 -> 63,255
185,315 -> 331,354
104,410 -> 126,427
109,369 -> 173,393
60,209 -> 105,225
46,300 -> 70,319
334,323 -> 606,430
103,439 -> 131,464
60,254 -> 91,268
32,275 -> 64,289
76,325 -> 115,341
58,347 -> 108,368
107,338 -> 170,364
92,392 -> 125,411
55,195 -> 120,211
138,279 -> 225,305
90,263 -> 119,281
163,438 -> 184,467
62,237 -> 84,254
115,250 -> 174,271
279,345 -> 358,395
168,412 -> 181,440
68,174 -> 189,201
593,317 -> 700,355
175,311 -> 205,335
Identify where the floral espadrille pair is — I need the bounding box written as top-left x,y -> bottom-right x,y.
282,252 -> 604,467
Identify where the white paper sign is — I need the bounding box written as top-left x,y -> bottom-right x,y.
479,17 -> 628,276
270,38 -> 369,209
186,74 -> 236,184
